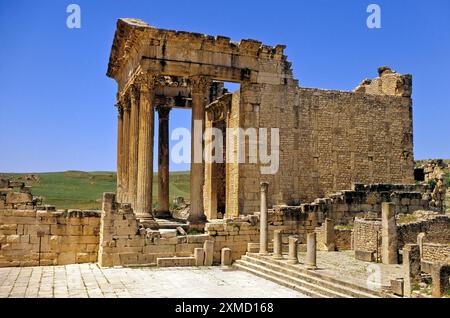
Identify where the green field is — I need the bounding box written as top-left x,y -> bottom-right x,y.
0,171 -> 190,210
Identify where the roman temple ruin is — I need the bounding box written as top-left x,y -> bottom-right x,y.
0,18 -> 448,298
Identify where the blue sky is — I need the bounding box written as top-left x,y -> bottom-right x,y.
0,0 -> 449,173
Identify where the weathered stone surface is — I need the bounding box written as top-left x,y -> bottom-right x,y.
431,263 -> 450,298
403,244 -> 421,297
221,248 -> 232,267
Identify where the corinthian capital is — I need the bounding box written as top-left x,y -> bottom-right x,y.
190,75 -> 212,95
135,72 -> 159,93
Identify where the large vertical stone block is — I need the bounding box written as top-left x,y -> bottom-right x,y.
431,263 -> 450,298
194,247 -> 205,266
403,244 -> 421,297
381,202 -> 398,264
221,247 -> 232,267
203,240 -> 214,266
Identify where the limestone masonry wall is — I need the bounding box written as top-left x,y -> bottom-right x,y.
422,243 -> 450,264
397,215 -> 450,248
0,209 -> 100,267
353,218 -> 381,256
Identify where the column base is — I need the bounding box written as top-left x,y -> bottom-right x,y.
272,254 -> 283,260
188,222 -> 206,232
138,217 -> 159,229
154,210 -> 172,219
287,259 -> 299,265
306,264 -> 317,270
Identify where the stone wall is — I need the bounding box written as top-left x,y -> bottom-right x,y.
353,218 -> 381,258
397,214 -> 450,248
262,183 -> 431,225
422,243 -> 450,264
0,209 -> 100,267
335,229 -> 352,250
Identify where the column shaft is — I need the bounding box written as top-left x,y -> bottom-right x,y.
188,76 -> 210,228
128,87 -> 140,208
259,182 -> 269,255
121,100 -> 131,203
136,80 -> 155,220
156,107 -> 171,218
116,104 -> 124,202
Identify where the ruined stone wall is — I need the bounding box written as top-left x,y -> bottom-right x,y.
422,243 -> 450,263
335,229 -> 352,251
232,71 -> 414,214
353,218 -> 381,255
397,215 -> 450,249
0,209 -> 100,267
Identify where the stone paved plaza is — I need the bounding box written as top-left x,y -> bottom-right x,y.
0,264 -> 307,298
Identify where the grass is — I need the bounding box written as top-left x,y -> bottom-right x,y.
0,171 -> 190,210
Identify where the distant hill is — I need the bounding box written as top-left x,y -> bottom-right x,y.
0,171 -> 189,210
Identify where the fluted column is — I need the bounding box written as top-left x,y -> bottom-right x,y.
136,75 -> 156,221
116,103 -> 124,203
156,106 -> 171,218
187,76 -> 211,229
121,96 -> 131,203
127,86 -> 140,208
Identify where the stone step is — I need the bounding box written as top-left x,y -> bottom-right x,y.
156,256 -> 195,267
233,261 -> 328,298
234,259 -> 352,298
246,253 -> 396,297
240,255 -> 377,298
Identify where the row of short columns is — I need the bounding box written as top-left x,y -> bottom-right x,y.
259,182 -> 317,269
116,75 -> 211,225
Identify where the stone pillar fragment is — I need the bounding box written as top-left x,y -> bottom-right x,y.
221,247 -> 232,267
273,230 -> 283,259
116,104 -> 124,203
127,86 -> 140,208
135,76 -> 156,221
287,236 -> 299,264
431,263 -> 450,298
187,76 -> 210,229
259,182 -> 269,255
403,244 -> 421,297
381,202 -> 398,264
417,232 -> 426,258
324,218 -> 335,251
306,232 -> 317,270
194,248 -> 205,266
155,106 -> 171,218
203,240 -> 214,266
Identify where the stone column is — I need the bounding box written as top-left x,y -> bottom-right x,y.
187,76 -> 210,229
116,103 -> 124,203
324,218 -> 336,251
287,236 -> 299,264
273,230 -> 283,259
121,97 -> 131,203
136,75 -> 156,221
259,182 -> 269,255
127,86 -> 140,209
306,232 -> 317,270
381,202 -> 398,265
155,106 -> 171,218
403,244 -> 421,297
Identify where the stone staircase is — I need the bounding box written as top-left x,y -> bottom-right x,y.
234,253 -> 398,298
